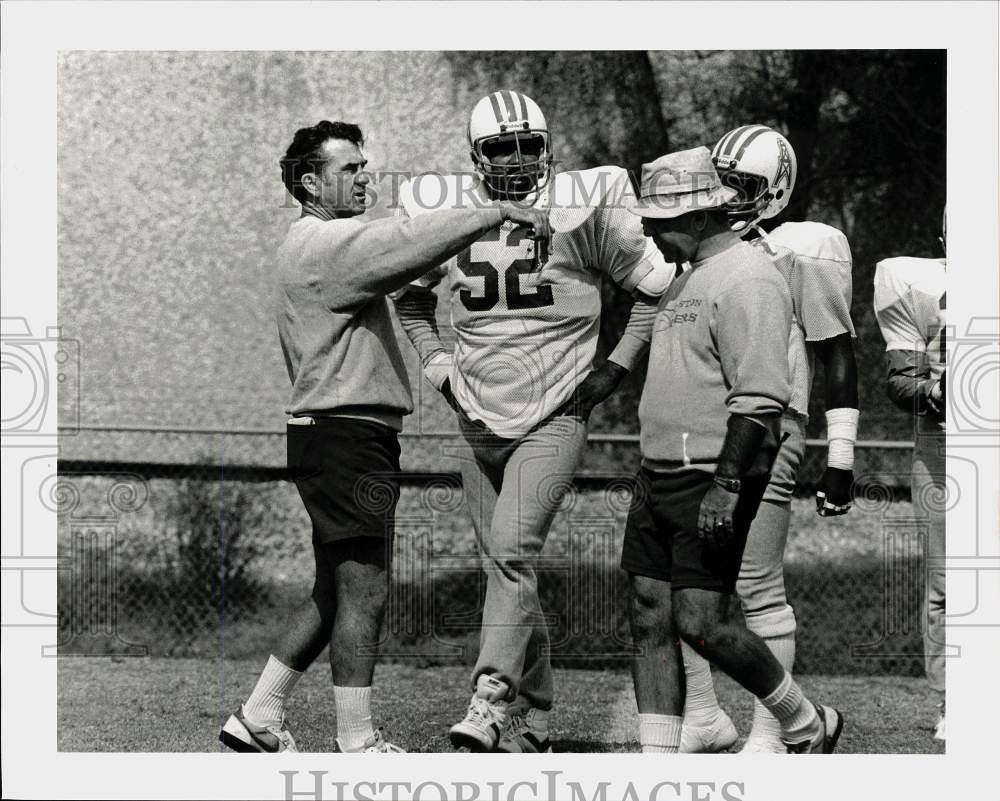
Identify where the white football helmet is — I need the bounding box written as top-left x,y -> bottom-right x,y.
468,90 -> 552,200
711,125 -> 797,232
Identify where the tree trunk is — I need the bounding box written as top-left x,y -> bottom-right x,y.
783,50 -> 830,222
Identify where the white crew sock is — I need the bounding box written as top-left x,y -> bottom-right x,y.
334,685 -> 375,751
639,713 -> 683,753
681,641 -> 723,726
746,633 -> 795,742
759,672 -> 818,744
243,655 -> 303,727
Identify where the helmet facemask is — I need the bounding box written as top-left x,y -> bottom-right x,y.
471,129 -> 552,202
717,168 -> 771,232
712,126 -> 797,236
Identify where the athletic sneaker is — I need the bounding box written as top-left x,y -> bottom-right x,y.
933,701 -> 946,742
339,728 -> 406,753
497,709 -> 552,754
219,706 -> 298,753
449,675 -> 510,752
680,710 -> 738,753
784,703 -> 844,754
739,733 -> 785,754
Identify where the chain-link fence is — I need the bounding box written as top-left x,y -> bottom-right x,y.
55,431 -> 932,677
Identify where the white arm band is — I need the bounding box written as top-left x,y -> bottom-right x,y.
826,407 -> 860,469
633,265 -> 672,297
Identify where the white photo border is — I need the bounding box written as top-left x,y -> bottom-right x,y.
2,2 -> 998,800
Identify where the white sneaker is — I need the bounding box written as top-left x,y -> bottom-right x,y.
449,675 -> 510,752
680,710 -> 738,753
498,708 -> 552,753
933,702 -> 945,742
219,705 -> 298,753
739,733 -> 785,754
339,728 -> 406,753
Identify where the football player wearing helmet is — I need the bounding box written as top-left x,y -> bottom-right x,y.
669,126 -> 860,753
393,90 -> 672,753
873,211 -> 947,741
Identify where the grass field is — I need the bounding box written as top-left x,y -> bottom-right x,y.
58,657 -> 944,754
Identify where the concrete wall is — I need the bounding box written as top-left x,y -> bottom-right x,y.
58,52 -> 512,452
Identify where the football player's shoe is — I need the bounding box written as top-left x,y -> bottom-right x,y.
497,708 -> 552,754
783,704 -> 844,754
679,710 -> 739,754
933,701 -> 946,742
449,675 -> 510,752
338,728 -> 406,753
739,733 -> 786,754
468,90 -> 552,200
711,126 -> 797,232
219,706 -> 298,753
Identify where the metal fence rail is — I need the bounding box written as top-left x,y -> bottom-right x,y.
60,422 -> 917,449
55,436 -> 930,676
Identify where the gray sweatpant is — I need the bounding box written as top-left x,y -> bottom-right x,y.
913,429 -> 946,694
456,410 -> 589,713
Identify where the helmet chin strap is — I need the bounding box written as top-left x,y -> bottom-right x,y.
749,221 -> 779,255
730,197 -> 769,239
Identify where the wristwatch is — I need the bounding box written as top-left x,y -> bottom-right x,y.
713,475 -> 742,493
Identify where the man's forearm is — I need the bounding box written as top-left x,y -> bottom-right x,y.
814,333 -> 859,410
393,285 -> 450,389
813,332 -> 860,470
336,207 -> 504,302
716,414 -> 779,479
608,293 -> 658,371
885,350 -> 940,417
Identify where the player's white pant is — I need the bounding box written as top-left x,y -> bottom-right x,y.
456,409 -> 589,713
912,428 -> 945,694
737,413 -> 806,641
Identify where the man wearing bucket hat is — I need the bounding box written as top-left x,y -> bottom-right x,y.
621,146 -> 844,754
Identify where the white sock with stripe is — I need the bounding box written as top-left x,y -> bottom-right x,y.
335,685 -> 375,751
243,655 -> 302,727
639,713 -> 683,753
759,672 -> 818,744
746,633 -> 795,742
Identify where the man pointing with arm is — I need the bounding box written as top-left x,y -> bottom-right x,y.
220,120 -> 548,754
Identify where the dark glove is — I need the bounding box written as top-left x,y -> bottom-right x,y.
816,467 -> 854,517
440,377 -> 461,413
926,370 -> 946,420
564,362 -> 627,421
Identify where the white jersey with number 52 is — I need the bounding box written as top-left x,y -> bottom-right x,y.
399,167 -> 664,437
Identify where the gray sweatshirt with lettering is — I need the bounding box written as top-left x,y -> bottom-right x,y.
638,239 -> 792,474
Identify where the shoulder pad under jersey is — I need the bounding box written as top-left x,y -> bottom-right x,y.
766,221 -> 852,264
549,166 -> 631,233
874,255 -> 946,294
399,172 -> 482,218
